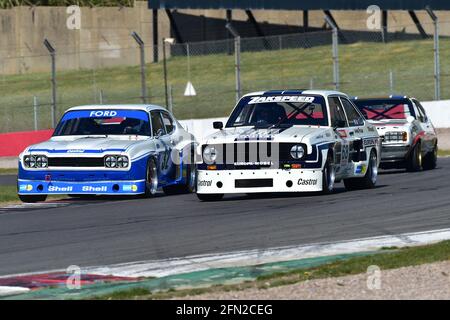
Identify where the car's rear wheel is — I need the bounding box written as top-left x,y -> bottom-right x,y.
406,141 -> 422,172
196,193 -> 224,201
422,143 -> 437,170
344,149 -> 378,190
321,151 -> 335,194
18,194 -> 47,203
143,158 -> 158,197
163,164 -> 197,195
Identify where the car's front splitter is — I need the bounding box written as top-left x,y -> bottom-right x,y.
17,179 -> 146,195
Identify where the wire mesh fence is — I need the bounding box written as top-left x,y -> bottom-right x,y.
0,23 -> 447,133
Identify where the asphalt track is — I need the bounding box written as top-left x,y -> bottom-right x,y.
0,175 -> 16,186
1,158 -> 450,276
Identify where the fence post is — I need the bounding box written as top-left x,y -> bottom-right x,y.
43,39 -> 56,128
168,84 -> 173,114
324,16 -> 339,91
33,96 -> 38,131
226,23 -> 241,103
131,32 -> 148,104
389,70 -> 394,94
426,7 -> 440,100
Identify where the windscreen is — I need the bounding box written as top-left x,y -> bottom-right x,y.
353,99 -> 416,120
53,109 -> 151,136
226,95 -> 328,128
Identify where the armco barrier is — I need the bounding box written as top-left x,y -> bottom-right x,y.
0,129 -> 53,157
0,100 -> 448,158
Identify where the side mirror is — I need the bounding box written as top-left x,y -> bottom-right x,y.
156,128 -> 164,138
406,116 -> 415,123
333,120 -> 346,129
213,121 -> 223,130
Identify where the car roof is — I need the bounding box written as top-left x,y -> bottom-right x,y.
352,95 -> 410,100
242,89 -> 348,97
66,104 -> 167,113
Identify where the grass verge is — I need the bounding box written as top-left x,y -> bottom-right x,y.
92,240 -> 450,299
0,168 -> 17,175
0,185 -> 64,204
438,149 -> 450,157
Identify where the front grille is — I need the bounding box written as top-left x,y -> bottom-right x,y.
48,157 -> 104,167
235,179 -> 273,188
206,143 -> 303,169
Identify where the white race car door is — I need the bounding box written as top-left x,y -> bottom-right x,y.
328,96 -> 351,177
412,98 -> 436,153
150,111 -> 172,185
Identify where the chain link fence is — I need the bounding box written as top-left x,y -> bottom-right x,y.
1,22 -> 448,133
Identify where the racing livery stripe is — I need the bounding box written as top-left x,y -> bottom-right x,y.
29,149 -> 126,154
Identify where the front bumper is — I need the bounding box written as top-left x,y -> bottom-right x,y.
197,169 -> 323,194
381,144 -> 410,162
17,179 -> 146,195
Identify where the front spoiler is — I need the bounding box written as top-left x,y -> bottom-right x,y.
197,169 -> 323,194
17,179 -> 146,195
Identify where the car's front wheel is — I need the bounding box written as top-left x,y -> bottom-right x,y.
406,141 -> 422,172
143,158 -> 158,197
18,194 -> 47,203
321,151 -> 335,194
344,149 -> 378,190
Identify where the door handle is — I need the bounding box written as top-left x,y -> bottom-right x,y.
349,131 -> 354,136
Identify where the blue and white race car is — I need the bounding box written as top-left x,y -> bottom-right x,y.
17,105 -> 197,202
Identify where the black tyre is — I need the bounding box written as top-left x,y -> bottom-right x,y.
18,194 -> 47,203
321,151 -> 335,194
406,141 -> 422,172
422,144 -> 437,170
196,193 -> 224,201
344,149 -> 378,190
143,158 -> 158,197
163,164 -> 197,195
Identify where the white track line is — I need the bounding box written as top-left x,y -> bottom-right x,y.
82,227 -> 450,278
0,286 -> 30,297
3,228 -> 450,280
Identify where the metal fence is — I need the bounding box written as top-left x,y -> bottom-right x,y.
0,20 -> 448,133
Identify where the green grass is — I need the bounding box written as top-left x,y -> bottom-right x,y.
438,149 -> 450,157
92,240 -> 450,300
0,185 -> 64,204
0,168 -> 17,175
1,37 -> 449,133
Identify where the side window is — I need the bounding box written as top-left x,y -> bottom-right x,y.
413,99 -> 427,122
161,112 -> 175,134
151,111 -> 166,136
328,97 -> 348,128
340,98 -> 365,127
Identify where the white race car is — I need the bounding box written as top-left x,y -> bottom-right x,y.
196,90 -> 381,201
352,96 -> 438,171
18,105 -> 197,202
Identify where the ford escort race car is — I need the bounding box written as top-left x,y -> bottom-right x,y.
196,90 -> 381,201
352,96 -> 437,171
17,105 -> 197,202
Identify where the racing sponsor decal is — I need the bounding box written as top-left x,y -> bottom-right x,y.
234,161 -> 272,166
355,164 -> 367,174
48,186 -> 73,192
297,178 -> 318,186
198,180 -> 212,187
248,96 -> 315,104
123,185 -> 138,192
19,184 -> 33,191
82,186 -> 107,192
340,142 -> 350,166
89,110 -> 117,117
363,138 -> 378,147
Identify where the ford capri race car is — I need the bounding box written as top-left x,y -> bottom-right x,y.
352,96 -> 438,171
18,105 -> 197,203
196,90 -> 381,201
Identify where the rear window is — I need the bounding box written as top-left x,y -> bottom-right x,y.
353,99 -> 416,120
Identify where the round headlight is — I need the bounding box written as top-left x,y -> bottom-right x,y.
35,156 -> 48,168
290,145 -> 305,159
203,146 -> 218,163
117,156 -> 129,168
105,156 -> 117,168
25,155 -> 37,168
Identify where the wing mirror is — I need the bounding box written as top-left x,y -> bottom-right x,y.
406,116 -> 415,123
156,128 -> 164,138
333,120 -> 346,129
213,121 -> 224,130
